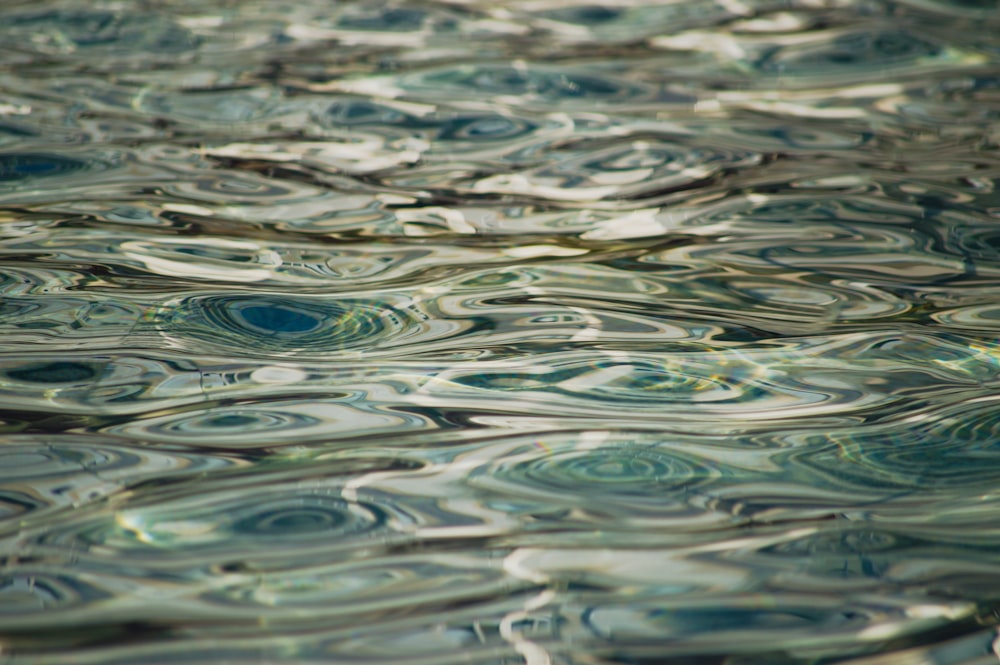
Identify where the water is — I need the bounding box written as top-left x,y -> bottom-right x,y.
1,0 -> 999,662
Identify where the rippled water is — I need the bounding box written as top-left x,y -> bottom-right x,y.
1,0 -> 999,662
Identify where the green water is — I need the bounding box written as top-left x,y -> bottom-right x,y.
1,0 -> 1000,662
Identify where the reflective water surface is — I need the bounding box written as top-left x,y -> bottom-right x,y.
1,0 -> 1000,662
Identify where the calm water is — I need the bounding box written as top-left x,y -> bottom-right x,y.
1,0 -> 1000,662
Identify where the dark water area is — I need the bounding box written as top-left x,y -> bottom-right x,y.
1,0 -> 1000,662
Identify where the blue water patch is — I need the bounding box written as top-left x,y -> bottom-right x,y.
159,294 -> 410,354
0,153 -> 88,182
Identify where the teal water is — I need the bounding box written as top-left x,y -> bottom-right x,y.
1,0 -> 1000,663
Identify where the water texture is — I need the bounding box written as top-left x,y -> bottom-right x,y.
0,0 -> 999,662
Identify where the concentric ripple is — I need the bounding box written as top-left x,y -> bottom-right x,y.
157,294 -> 413,355
434,114 -> 540,143
199,553 -> 519,627
0,297 -> 141,348
57,485 -> 406,562
0,570 -> 109,620
456,435 -> 743,528
781,401 -> 1000,491
474,445 -> 722,504
0,439 -> 243,530
106,399 -> 429,447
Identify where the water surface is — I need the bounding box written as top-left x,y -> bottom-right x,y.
1,0 -> 1000,662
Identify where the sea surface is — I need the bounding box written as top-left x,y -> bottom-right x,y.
1,0 -> 999,663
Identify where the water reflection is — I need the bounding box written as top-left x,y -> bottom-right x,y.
0,0 -> 998,662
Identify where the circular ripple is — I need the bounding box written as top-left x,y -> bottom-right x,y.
469,442 -> 723,517
499,447 -> 717,497
0,297 -> 141,344
203,557 -> 510,617
0,444 -> 127,481
0,571 -> 108,617
158,294 -> 410,354
88,489 -> 392,551
324,99 -> 416,127
233,498 -> 367,538
171,410 -> 319,434
163,172 -> 324,204
110,400 -> 425,448
757,527 -> 915,581
435,114 -> 539,143
0,441 -> 241,522
784,405 -> 1000,491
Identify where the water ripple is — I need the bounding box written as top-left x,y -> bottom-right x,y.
157,293 -> 415,355
1,0 -> 999,662
1,10 -> 198,57
25,481 -> 412,570
0,437 -> 244,535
